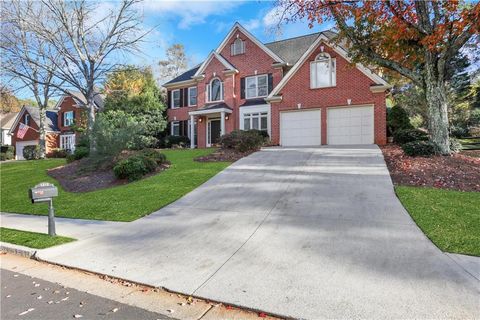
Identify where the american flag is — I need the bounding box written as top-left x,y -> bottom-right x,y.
17,123 -> 29,139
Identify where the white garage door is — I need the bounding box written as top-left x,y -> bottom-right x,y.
280,110 -> 321,147
15,140 -> 37,160
327,106 -> 374,145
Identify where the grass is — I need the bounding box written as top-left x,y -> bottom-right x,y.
0,227 -> 75,249
395,186 -> 480,256
0,149 -> 230,221
459,137 -> 480,150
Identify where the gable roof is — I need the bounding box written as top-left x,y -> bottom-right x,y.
265,32 -> 321,66
164,65 -> 201,85
54,90 -> 105,110
193,51 -> 238,77
267,33 -> 390,99
9,106 -> 59,134
0,112 -> 19,130
216,22 -> 285,64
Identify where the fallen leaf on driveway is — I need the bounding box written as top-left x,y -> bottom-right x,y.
73,314 -> 83,318
19,308 -> 35,316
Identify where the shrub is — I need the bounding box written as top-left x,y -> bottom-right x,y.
394,129 -> 428,144
66,146 -> 89,163
23,145 -> 41,160
402,141 -> 436,157
219,130 -> 266,153
139,149 -> 167,165
0,145 -> 14,160
49,148 -> 68,158
387,105 -> 413,134
449,138 -> 462,153
76,135 -> 90,148
113,154 -> 158,181
450,125 -> 469,138
161,136 -> 190,148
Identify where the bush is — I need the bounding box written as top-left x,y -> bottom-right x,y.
76,135 -> 90,148
49,148 -> 68,158
66,146 -> 90,163
394,129 -> 428,144
113,154 -> 158,181
23,145 -> 41,160
449,138 -> 462,153
0,145 -> 14,160
161,136 -> 190,148
450,125 -> 469,138
401,141 -> 436,157
139,149 -> 167,165
219,130 -> 267,153
387,105 -> 413,134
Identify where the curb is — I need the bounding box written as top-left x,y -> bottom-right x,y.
0,242 -> 37,258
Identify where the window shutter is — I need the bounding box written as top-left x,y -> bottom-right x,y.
240,77 -> 245,99
60,112 -> 63,127
310,62 -> 316,88
167,90 -> 171,108
242,40 -> 245,54
231,43 -> 234,56
179,89 -> 184,107
268,73 -> 273,94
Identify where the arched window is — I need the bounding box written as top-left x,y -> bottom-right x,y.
310,52 -> 336,88
206,78 -> 223,102
231,38 -> 245,56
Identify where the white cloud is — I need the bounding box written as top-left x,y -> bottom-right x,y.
262,6 -> 284,28
141,0 -> 245,29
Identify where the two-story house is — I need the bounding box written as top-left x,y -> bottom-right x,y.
9,90 -> 104,159
163,23 -> 390,148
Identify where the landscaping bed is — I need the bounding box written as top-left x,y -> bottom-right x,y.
195,148 -> 253,162
48,157 -> 169,193
0,227 -> 75,249
380,144 -> 480,192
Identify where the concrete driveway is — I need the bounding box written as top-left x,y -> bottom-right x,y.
38,146 -> 479,319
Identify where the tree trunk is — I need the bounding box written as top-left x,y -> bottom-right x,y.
424,61 -> 450,155
87,99 -> 96,154
38,106 -> 47,158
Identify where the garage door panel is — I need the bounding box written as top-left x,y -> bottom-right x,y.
280,110 -> 321,147
328,106 -> 374,145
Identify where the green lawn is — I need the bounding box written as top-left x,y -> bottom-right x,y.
0,227 -> 75,249
0,149 -> 230,221
395,186 -> 480,256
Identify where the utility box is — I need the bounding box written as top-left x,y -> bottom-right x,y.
29,183 -> 58,203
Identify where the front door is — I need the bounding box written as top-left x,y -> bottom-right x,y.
208,119 -> 221,146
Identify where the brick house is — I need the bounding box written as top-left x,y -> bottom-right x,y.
163,23 -> 391,148
9,91 -> 104,159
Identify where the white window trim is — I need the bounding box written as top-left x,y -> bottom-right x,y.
171,89 -> 180,108
63,111 -> 74,127
245,74 -> 268,99
188,87 -> 197,107
60,134 -> 76,152
239,104 -> 271,137
171,121 -> 180,136
310,53 -> 336,89
206,78 -> 224,103
24,114 -> 30,125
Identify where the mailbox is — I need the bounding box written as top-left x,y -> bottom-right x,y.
28,182 -> 58,236
29,183 -> 58,203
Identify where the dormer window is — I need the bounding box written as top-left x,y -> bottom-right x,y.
310,52 -> 336,88
24,114 -> 30,126
64,111 -> 74,127
231,38 -> 245,56
206,78 -> 224,102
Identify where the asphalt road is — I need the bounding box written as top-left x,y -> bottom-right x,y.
0,269 -> 173,320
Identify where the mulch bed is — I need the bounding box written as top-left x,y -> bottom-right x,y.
380,144 -> 480,192
48,158 -> 169,193
195,148 -> 254,162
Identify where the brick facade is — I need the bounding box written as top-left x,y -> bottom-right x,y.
165,25 -> 388,148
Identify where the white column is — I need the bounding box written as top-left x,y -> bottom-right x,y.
190,115 -> 195,149
220,111 -> 225,136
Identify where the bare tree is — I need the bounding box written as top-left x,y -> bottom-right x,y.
22,0 -> 149,152
158,44 -> 189,83
1,0 -> 61,158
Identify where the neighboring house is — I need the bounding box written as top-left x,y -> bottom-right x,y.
163,23 -> 390,148
0,112 -> 18,145
9,91 -> 104,159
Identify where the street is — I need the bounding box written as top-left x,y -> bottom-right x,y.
1,269 -> 172,320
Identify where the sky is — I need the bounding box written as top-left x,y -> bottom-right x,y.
132,0 -> 334,74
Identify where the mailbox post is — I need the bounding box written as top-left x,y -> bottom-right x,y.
29,183 -> 58,236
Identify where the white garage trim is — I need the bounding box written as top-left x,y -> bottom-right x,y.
327,105 -> 374,145
280,109 -> 321,147
15,140 -> 38,160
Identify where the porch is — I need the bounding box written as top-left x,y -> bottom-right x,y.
188,103 -> 232,148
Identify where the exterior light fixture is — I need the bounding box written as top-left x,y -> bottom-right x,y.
198,117 -> 203,123
225,115 -> 229,120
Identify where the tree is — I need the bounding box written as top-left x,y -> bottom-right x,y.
104,66 -> 167,147
0,86 -> 20,113
277,0 -> 480,154
1,0 -> 61,158
16,0 -> 149,153
158,44 -> 189,83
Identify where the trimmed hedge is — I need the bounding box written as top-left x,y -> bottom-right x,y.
219,130 -> 267,153
401,141 -> 436,157
394,129 -> 428,144
161,136 -> 190,148
23,145 -> 41,160
0,145 -> 14,161
113,150 -> 167,181
49,148 -> 68,158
